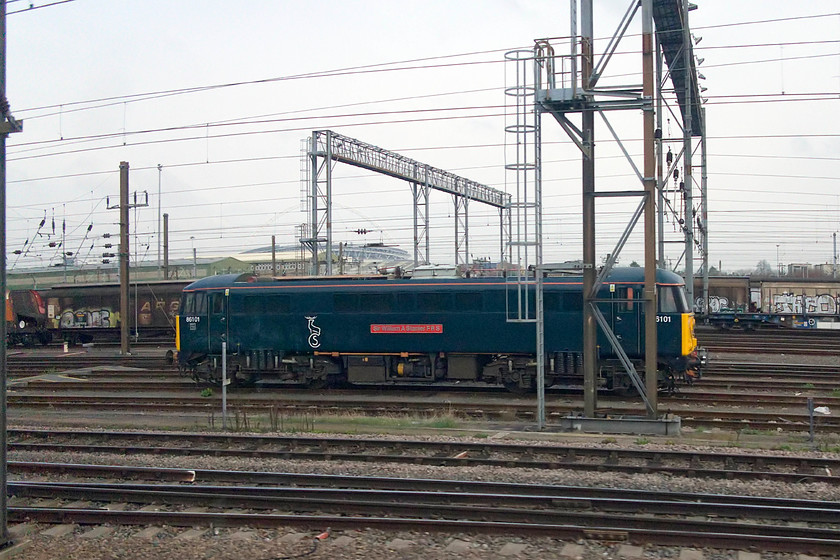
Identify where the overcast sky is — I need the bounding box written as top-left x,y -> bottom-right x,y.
5,1 -> 839,274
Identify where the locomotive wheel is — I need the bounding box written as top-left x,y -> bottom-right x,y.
230,369 -> 257,388
303,358 -> 343,389
306,379 -> 327,389
305,373 -> 346,390
503,379 -> 533,395
610,376 -> 637,397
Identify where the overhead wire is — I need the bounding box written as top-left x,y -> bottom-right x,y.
7,9 -> 840,269
8,0 -> 76,15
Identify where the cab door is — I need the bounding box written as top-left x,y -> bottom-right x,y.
179,291 -> 208,355
208,290 -> 229,354
611,284 -> 642,356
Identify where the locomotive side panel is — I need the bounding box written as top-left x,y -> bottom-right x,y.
178,269 -> 702,391
224,281 -> 550,356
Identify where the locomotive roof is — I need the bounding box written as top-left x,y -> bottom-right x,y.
184,268 -> 686,291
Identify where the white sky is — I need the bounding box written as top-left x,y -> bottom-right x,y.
5,1 -> 839,274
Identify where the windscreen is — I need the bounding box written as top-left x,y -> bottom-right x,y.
658,285 -> 689,313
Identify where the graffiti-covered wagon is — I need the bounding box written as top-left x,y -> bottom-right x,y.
43,280 -> 189,344
695,276 -> 840,329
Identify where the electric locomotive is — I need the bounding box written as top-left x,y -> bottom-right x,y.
176,267 -> 702,392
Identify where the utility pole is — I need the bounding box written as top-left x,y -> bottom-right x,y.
0,0 -> 23,545
163,213 -> 169,279
271,235 -> 277,276
642,0 -> 659,417
682,0 -> 695,305
107,165 -> 148,355
118,162 -> 130,355
191,236 -> 197,277
581,0 -> 598,418
157,164 -> 162,278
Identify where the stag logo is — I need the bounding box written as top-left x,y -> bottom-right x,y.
305,316 -> 321,348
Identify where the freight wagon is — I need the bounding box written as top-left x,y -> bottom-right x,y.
695,276 -> 840,329
41,280 -> 189,344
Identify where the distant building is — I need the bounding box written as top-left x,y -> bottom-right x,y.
7,242 -> 416,289
234,243 -> 413,276
6,257 -> 252,290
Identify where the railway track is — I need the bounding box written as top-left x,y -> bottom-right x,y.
7,352 -> 840,433
7,437 -> 840,554
8,388 -> 839,433
9,479 -> 840,554
698,328 -> 840,355
9,429 -> 840,484
6,354 -> 172,377
9,376 -> 840,413
12,370 -> 839,393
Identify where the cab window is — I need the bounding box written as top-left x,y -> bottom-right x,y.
194,292 -> 207,315
619,287 -> 635,312
211,292 -> 225,315
658,286 -> 688,313
183,293 -> 195,314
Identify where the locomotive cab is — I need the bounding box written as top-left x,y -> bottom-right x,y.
177,274 -> 257,386
594,269 -> 703,392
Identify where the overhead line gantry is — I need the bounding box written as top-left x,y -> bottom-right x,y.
301,130 -> 511,275
506,0 -> 707,428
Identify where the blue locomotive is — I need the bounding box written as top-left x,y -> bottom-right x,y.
176,267 -> 702,392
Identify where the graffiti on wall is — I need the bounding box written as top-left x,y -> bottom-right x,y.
60,308 -> 113,329
53,298 -> 181,329
771,293 -> 839,315
694,296 -> 741,313
139,298 -> 181,326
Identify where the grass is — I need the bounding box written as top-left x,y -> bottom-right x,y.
199,388 -> 213,398
739,428 -> 782,436
206,408 -> 468,433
